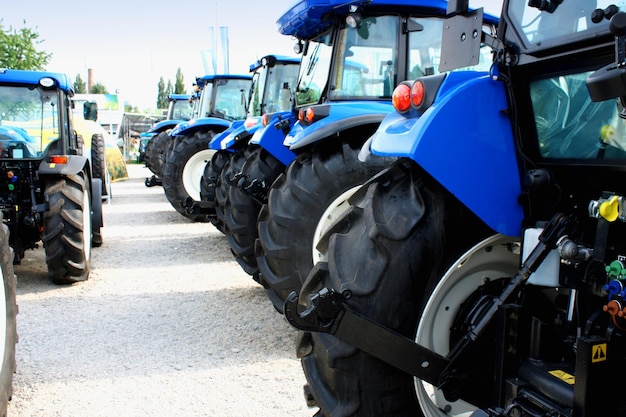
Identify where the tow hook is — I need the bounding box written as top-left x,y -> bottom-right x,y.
284,287 -> 344,333
145,175 -> 162,187
283,263 -> 449,386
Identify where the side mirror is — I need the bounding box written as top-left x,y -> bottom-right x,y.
83,101 -> 98,121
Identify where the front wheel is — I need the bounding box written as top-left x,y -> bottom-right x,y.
43,172 -> 92,284
297,160 -> 490,416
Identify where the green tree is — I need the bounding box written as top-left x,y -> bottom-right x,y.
174,68 -> 185,94
90,82 -> 108,94
165,80 -> 173,98
0,20 -> 51,70
156,77 -> 167,109
74,73 -> 87,93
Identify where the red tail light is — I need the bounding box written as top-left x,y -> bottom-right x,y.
411,81 -> 425,107
392,83 -> 411,113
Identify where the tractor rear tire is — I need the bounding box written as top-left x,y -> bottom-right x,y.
256,141 -> 390,312
43,172 -> 92,284
0,215 -> 17,417
162,131 -> 215,222
297,160 -> 489,416
201,150 -> 231,233
90,133 -> 109,196
144,130 -> 172,178
223,147 -> 262,282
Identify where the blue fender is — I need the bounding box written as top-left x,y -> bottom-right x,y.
219,120 -> 264,150
370,74 -> 523,237
148,119 -> 186,135
285,101 -> 392,150
209,120 -> 247,150
250,112 -> 298,166
170,117 -> 231,137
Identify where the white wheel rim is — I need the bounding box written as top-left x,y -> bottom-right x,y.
312,185 -> 361,263
415,234 -> 520,417
183,149 -> 215,202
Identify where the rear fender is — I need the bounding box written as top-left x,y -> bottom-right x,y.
370,75 -> 522,236
214,119 -> 264,151
170,117 -> 230,137
38,155 -> 88,176
209,120 -> 245,150
148,119 -> 185,134
249,112 -> 297,166
286,102 -> 392,150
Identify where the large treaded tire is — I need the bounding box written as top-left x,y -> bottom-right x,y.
43,172 -> 92,284
143,130 -> 172,177
297,160 -> 489,417
201,150 -> 231,233
0,215 -> 17,417
215,149 -> 247,233
223,147 -> 264,282
90,134 -> 109,196
162,131 -> 215,222
256,141 -> 391,312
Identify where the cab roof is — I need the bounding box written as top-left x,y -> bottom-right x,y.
0,68 -> 74,95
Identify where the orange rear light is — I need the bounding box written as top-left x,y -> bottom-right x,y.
261,114 -> 270,127
392,84 -> 411,113
305,108 -> 315,123
298,108 -> 305,122
411,81 -> 425,107
49,156 -> 68,165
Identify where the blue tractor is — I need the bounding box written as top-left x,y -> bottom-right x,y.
161,74 -> 251,221
142,93 -> 194,187
284,0 -> 626,415
240,0 -> 497,312
193,55 -> 299,240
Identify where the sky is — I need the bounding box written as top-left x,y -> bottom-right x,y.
2,0 -> 505,112
1,0 -> 299,111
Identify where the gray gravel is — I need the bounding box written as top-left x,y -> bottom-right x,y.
7,164 -> 314,417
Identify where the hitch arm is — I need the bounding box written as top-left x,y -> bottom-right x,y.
284,266 -> 449,386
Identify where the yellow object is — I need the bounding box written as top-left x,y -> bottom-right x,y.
599,195 -> 620,222
600,124 -> 616,143
73,117 -> 128,182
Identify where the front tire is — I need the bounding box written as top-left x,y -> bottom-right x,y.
297,160 -> 490,416
43,172 -> 92,284
162,131 -> 215,222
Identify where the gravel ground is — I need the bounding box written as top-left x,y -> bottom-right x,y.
7,163 -> 314,417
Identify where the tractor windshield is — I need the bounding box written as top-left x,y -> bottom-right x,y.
248,63 -> 300,117
507,0 -> 616,51
0,85 -> 62,159
296,32 -> 334,106
212,78 -> 251,122
330,16 -> 399,99
168,98 -> 194,121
